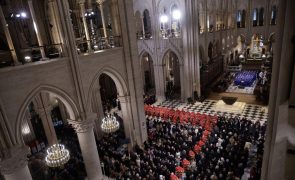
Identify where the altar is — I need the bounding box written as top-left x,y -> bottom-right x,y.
213,100 -> 246,114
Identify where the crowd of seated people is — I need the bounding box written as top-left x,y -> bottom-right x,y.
97,106 -> 266,180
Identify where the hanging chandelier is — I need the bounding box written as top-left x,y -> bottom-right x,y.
45,144 -> 70,167
101,114 -> 120,133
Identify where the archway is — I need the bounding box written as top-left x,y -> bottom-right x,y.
162,50 -> 181,99
199,45 -> 205,67
99,73 -> 119,113
17,88 -> 85,179
140,52 -> 155,95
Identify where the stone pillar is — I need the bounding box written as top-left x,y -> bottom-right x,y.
141,15 -> 145,38
28,0 -> 47,60
117,96 -> 134,147
57,100 -> 68,125
33,93 -> 57,145
91,83 -> 105,138
109,0 -> 121,36
68,116 -> 103,180
79,0 -> 92,51
153,64 -> 165,101
96,0 -> 108,41
47,0 -> 62,45
0,6 -> 19,65
0,146 -> 32,180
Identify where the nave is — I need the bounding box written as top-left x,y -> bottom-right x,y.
96,101 -> 266,179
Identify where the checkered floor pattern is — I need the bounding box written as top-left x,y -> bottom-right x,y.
156,99 -> 268,124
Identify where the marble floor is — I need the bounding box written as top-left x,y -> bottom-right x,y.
155,99 -> 268,125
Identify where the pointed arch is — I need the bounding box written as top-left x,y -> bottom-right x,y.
15,85 -> 80,145
87,66 -> 128,110
160,48 -> 183,65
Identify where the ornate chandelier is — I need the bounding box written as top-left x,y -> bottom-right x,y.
45,144 -> 70,167
101,114 -> 120,133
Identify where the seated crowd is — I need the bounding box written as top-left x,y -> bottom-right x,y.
96,106 -> 266,180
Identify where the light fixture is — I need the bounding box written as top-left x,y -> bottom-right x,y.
172,10 -> 181,20
20,12 -> 27,18
45,144 -> 70,167
15,14 -> 21,18
94,45 -> 98,50
24,56 -> 31,61
262,54 -> 266,58
101,114 -> 120,133
84,13 -> 88,17
239,54 -> 245,59
160,14 -> 169,23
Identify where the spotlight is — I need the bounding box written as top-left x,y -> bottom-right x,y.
20,12 -> 27,18
172,10 -> 181,20
15,14 -> 21,18
91,12 -> 94,15
24,56 -> 31,61
84,13 -> 88,17
160,14 -> 168,23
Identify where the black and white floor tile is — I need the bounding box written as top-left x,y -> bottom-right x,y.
155,99 -> 268,124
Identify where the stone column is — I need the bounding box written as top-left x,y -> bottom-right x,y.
0,6 -> 19,65
91,83 -> 105,138
109,0 -> 121,36
79,0 -> 92,51
141,15 -> 145,38
28,0 -> 47,60
33,93 -> 57,145
68,116 -> 103,180
57,100 -> 68,125
118,96 -> 134,147
153,64 -> 165,101
47,0 -> 63,47
96,0 -> 108,43
0,146 -> 32,180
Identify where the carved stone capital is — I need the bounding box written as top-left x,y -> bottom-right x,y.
68,118 -> 95,133
96,0 -> 105,6
0,146 -> 30,175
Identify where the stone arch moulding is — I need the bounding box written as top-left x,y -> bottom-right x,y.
157,0 -> 183,14
86,66 -> 129,110
139,49 -> 154,63
15,85 -> 80,145
160,48 -> 184,65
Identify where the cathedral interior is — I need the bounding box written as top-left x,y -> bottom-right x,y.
0,0 -> 294,179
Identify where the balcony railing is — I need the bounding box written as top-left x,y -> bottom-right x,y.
0,44 -> 63,68
76,36 -> 122,54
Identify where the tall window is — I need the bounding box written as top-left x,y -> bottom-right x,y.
143,9 -> 152,38
171,5 -> 181,37
271,6 -> 277,25
237,10 -> 241,28
259,8 -> 264,26
241,10 -> 246,28
253,8 -> 258,26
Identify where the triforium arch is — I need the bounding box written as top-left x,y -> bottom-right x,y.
161,49 -> 183,99
15,85 -> 80,145
87,66 -> 129,109
139,51 -> 155,94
